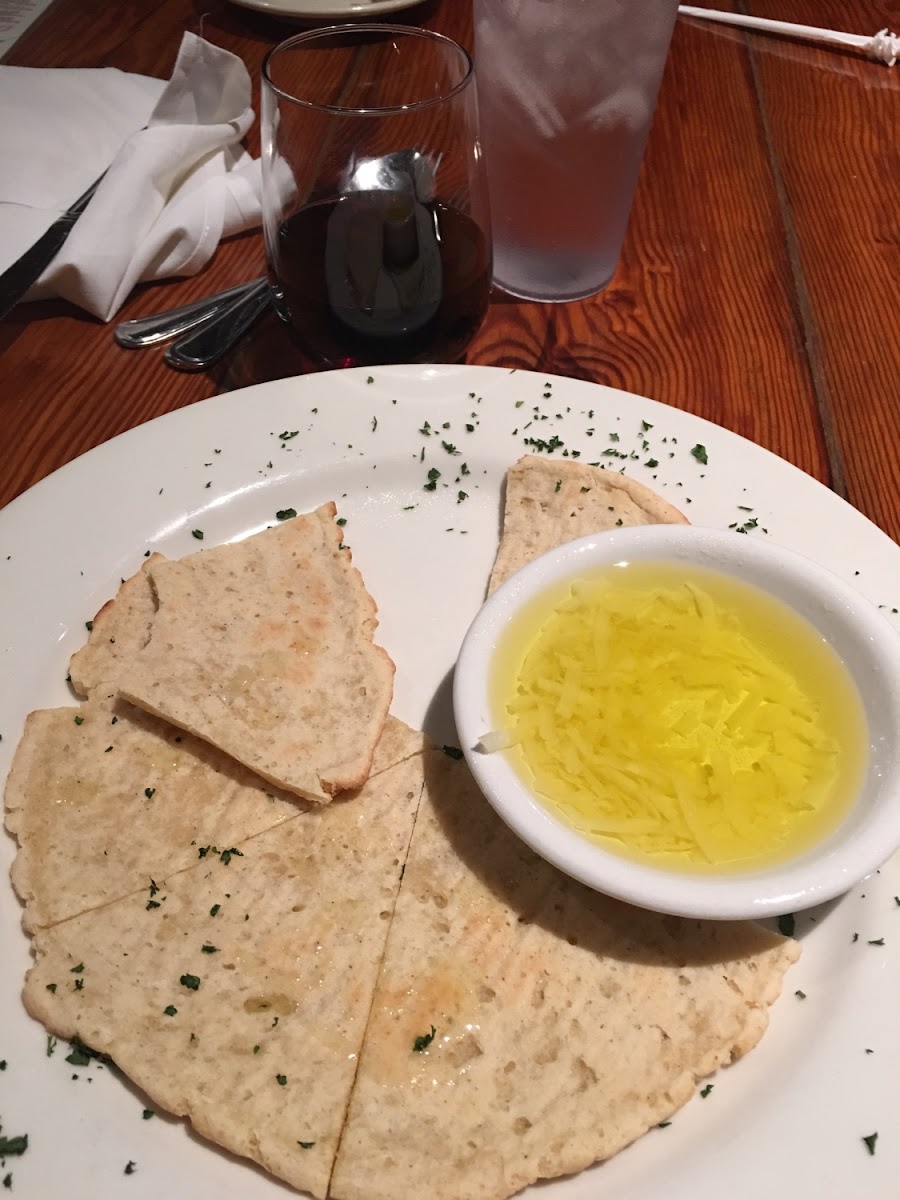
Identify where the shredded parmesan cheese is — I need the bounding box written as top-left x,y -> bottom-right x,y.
495,565 -> 866,872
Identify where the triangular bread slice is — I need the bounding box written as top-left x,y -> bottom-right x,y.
114,505 -> 394,803
331,744 -> 799,1200
4,693 -> 418,934
21,734 -> 424,1200
489,455 -> 688,593
69,552 -> 165,696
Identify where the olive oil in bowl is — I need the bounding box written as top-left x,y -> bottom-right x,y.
491,562 -> 868,874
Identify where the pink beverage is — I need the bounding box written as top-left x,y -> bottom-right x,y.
474,0 -> 680,302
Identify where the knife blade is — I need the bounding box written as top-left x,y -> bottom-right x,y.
0,170 -> 106,322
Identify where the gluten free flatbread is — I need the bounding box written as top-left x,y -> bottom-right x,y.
116,504 -> 394,803
4,692 -> 300,932
69,552 -> 164,696
331,745 -> 799,1200
489,455 -> 688,593
21,721 -> 425,1200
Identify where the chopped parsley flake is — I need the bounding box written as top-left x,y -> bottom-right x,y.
424,468 -> 441,492
46,983 -> 57,994
253,1044 -> 260,1054
47,1036 -> 56,1057
442,746 -> 464,760
144,787 -> 155,800
278,430 -> 299,441
442,441 -> 459,455
276,508 -> 297,521
863,1132 -> 878,1155
65,1045 -> 91,1067
201,944 -> 219,954
699,1084 -> 714,1098
191,529 -> 204,540
85,620 -> 93,632
523,434 -> 563,455
0,1136 -> 27,1158
276,1074 -> 288,1086
298,1141 -> 315,1149
180,974 -> 201,991
412,1026 -> 436,1052
777,913 -> 796,937
74,715 -> 84,725
142,1110 -> 154,1120
70,963 -> 84,974
336,517 -> 347,527
690,444 -> 708,465
794,990 -> 807,999
124,1161 -> 137,1175
163,1005 -> 177,1016
457,491 -> 468,503
868,938 -> 885,946
210,904 -> 221,917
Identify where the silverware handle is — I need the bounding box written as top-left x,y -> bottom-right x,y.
114,276 -> 267,347
164,279 -> 271,372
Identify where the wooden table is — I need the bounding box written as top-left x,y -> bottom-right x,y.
1,0 -> 898,541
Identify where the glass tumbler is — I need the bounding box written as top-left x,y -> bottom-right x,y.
474,0 -> 680,302
261,25 -> 492,369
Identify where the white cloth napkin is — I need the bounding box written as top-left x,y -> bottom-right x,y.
0,33 -> 263,320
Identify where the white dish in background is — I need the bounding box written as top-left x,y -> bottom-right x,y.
455,524 -> 900,921
1,365 -> 899,1198
227,0 -> 427,22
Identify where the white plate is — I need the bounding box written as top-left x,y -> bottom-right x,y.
226,0 -> 426,22
1,365 -> 898,1199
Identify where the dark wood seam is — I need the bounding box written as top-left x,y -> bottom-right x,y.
740,20 -> 848,498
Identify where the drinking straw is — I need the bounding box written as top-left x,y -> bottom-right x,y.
677,7 -> 900,66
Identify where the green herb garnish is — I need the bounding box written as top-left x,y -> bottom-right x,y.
180,974 -> 201,991
778,913 -> 795,937
412,1026 -> 436,1052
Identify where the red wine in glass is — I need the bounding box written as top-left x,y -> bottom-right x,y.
269,190 -> 491,368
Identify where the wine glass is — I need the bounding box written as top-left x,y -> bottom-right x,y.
260,24 -> 492,369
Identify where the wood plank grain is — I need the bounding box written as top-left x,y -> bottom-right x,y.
737,0 -> 900,540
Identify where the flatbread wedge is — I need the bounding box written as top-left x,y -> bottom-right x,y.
489,455 -> 688,593
331,744 -> 799,1200
6,698 -> 416,936
69,552 -> 164,696
21,723 -> 425,1200
115,504 -> 394,803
